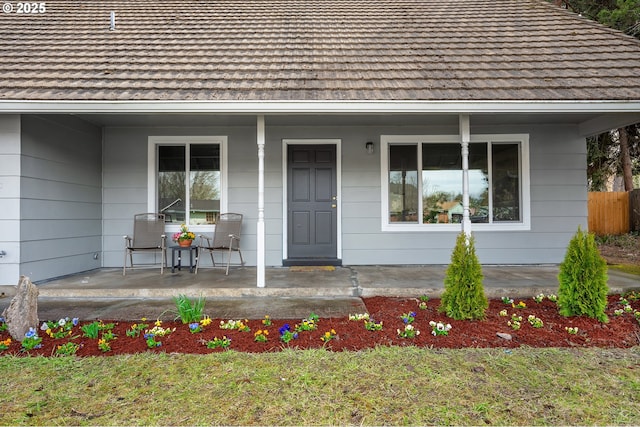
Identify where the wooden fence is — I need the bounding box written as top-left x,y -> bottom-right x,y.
588,191 -> 629,236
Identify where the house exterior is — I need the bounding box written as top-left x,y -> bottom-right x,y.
1,0 -> 639,286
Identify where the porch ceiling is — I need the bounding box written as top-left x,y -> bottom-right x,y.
75,112 -> 603,128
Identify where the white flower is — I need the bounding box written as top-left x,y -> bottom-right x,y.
436,323 -> 445,331
431,330 -> 436,336
429,321 -> 436,327
58,318 -> 66,327
40,322 -> 48,331
445,324 -> 452,331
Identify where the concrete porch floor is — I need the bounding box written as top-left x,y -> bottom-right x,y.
1,265 -> 638,321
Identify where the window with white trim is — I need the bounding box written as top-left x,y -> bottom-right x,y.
381,134 -> 530,231
148,136 -> 228,227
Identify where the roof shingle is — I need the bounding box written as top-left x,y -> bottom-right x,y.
1,0 -> 640,101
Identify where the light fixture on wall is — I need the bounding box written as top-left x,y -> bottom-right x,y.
365,141 -> 374,155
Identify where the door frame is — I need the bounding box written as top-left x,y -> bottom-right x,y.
282,139 -> 342,262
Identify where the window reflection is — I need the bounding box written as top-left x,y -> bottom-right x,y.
158,145 -> 186,223
389,145 -> 418,222
492,144 -> 520,222
422,143 -> 488,224
157,144 -> 220,225
189,144 -> 220,225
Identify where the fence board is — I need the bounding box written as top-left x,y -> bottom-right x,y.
588,192 -> 630,236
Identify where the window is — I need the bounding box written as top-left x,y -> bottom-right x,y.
148,136 -> 228,228
382,134 -> 529,231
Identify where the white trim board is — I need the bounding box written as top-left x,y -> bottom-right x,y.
2,100 -> 640,114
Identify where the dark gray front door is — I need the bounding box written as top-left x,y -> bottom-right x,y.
286,144 -> 339,265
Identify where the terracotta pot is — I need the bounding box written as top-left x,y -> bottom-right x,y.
178,239 -> 193,247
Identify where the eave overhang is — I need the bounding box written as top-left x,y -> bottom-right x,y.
1,99 -> 639,114
2,100 -> 639,136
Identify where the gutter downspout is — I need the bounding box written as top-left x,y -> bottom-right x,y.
459,114 -> 472,238
256,115 -> 266,287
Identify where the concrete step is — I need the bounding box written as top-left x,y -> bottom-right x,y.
34,286 -> 359,299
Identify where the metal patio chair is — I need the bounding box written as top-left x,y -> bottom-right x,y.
196,212 -> 245,275
123,213 -> 167,275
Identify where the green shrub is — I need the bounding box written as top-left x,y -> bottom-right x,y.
439,232 -> 488,320
173,294 -> 206,324
557,227 -> 609,323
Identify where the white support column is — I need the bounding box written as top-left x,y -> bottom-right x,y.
459,114 -> 472,237
256,115 -> 266,287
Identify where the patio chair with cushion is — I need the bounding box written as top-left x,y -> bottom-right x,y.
196,212 -> 245,275
123,213 -> 167,275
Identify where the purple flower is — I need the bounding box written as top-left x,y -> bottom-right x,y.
189,323 -> 200,331
279,324 -> 291,336
72,318 -> 79,326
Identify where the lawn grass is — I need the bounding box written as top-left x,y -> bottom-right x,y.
1,346 -> 639,425
609,264 -> 640,276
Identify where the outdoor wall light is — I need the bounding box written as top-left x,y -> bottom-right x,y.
365,141 -> 374,155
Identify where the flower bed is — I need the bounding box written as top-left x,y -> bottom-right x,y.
1,294 -> 639,357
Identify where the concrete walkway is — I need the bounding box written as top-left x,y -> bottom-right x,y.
1,266 -> 637,321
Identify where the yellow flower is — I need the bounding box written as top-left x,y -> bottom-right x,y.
155,319 -> 162,327
141,317 -> 147,321
200,316 -> 212,326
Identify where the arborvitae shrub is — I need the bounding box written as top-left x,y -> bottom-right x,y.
439,232 -> 488,320
557,227 -> 609,323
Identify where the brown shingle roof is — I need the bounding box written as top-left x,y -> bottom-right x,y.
1,0 -> 640,101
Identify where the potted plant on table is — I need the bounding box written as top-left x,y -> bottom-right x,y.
173,224 -> 196,247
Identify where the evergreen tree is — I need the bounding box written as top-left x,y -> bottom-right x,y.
557,227 -> 609,322
439,233 -> 488,320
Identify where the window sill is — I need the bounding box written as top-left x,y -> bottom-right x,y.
381,223 -> 531,232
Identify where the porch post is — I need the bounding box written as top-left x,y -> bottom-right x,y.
256,115 -> 266,287
459,114 -> 472,237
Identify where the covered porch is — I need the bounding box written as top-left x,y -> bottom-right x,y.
15,265 -> 639,299
2,265 -> 637,321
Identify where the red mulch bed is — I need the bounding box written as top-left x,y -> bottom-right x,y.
2,295 -> 639,357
